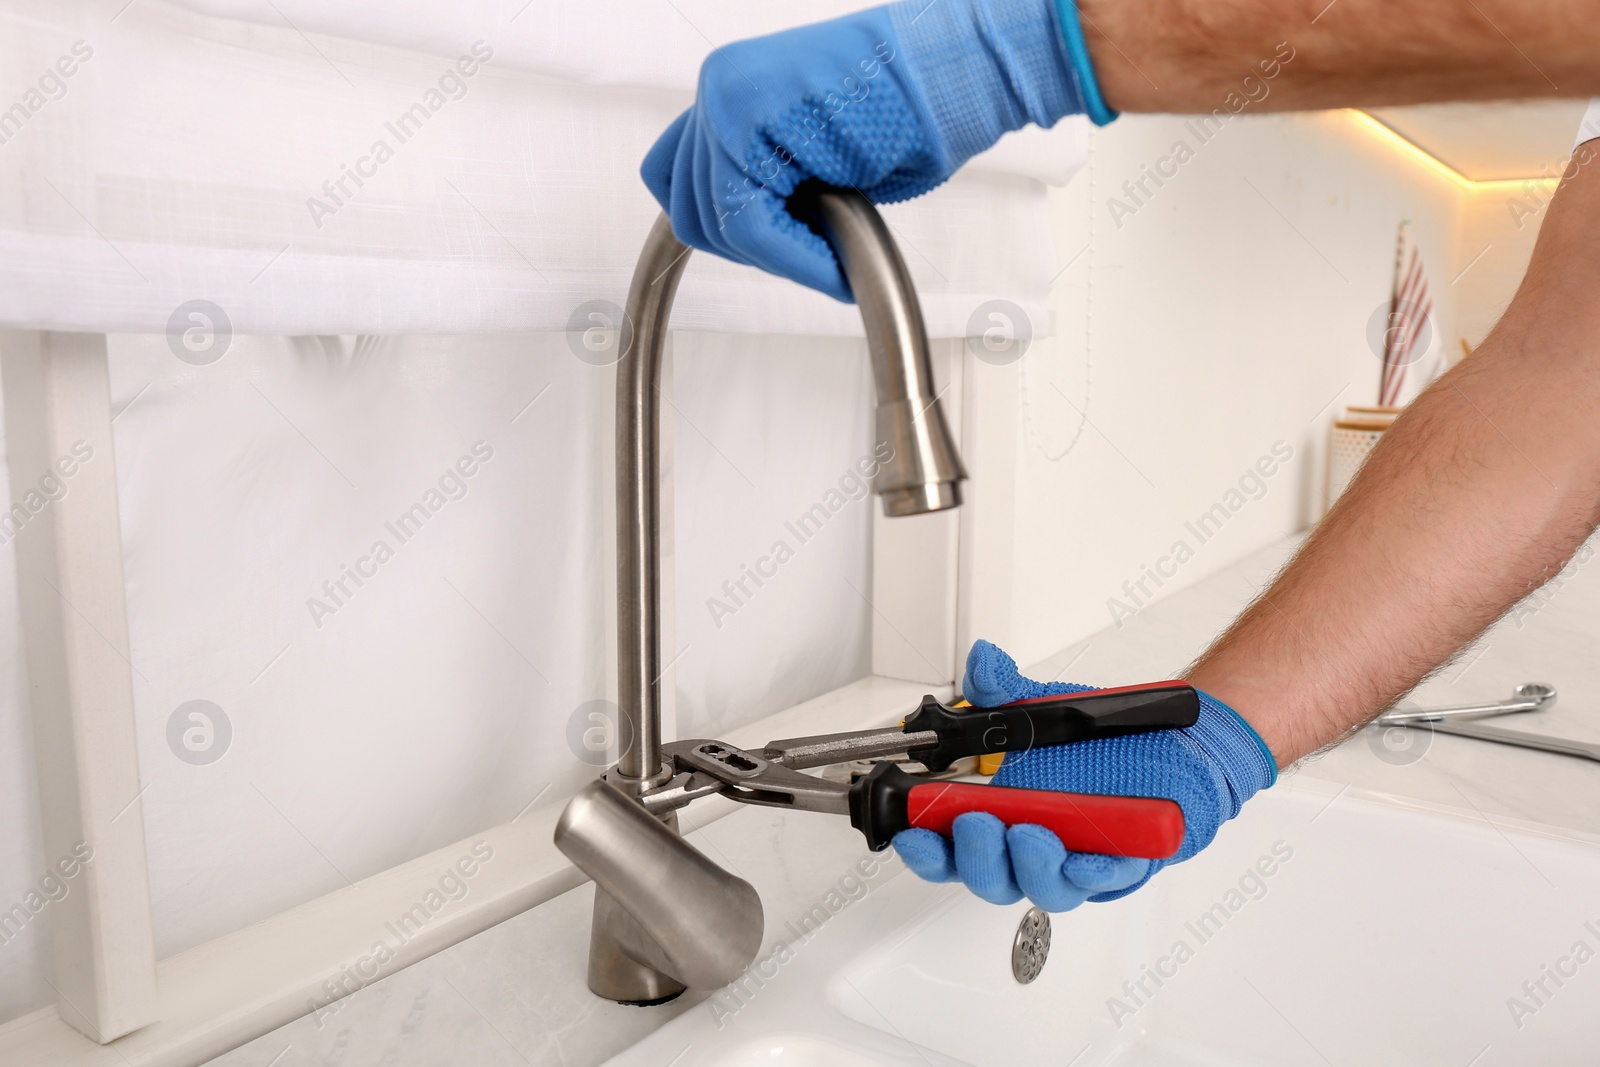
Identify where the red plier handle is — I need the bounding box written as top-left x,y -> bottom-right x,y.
848,763 -> 1184,858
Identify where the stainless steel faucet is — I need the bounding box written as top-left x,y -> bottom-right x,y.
563,188 -> 967,1004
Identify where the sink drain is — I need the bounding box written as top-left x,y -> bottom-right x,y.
1011,907 -> 1051,984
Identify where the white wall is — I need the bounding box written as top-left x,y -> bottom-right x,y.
965,109 -> 1479,673
670,332 -> 876,741
1456,178 -> 1557,352
109,332 -> 615,961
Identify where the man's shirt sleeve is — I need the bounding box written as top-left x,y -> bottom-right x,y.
1575,98 -> 1600,150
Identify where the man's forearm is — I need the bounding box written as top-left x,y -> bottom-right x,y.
1079,0 -> 1600,113
1186,149 -> 1600,766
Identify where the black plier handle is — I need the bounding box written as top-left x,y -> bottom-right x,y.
902,682 -> 1199,771
762,682 -> 1200,774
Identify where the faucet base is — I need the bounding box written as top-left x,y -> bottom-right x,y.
586,888 -> 687,1005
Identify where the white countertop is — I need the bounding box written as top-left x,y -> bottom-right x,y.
205,534 -> 1600,1066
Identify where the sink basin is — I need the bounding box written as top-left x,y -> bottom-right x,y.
699,1034 -> 921,1066
604,780 -> 1600,1066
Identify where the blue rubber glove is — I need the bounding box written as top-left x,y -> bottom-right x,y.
893,640 -> 1277,912
640,0 -> 1114,302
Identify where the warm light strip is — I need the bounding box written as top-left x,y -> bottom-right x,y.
1347,110 -> 1558,191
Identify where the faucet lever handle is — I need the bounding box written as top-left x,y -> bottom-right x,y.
555,779 -> 763,990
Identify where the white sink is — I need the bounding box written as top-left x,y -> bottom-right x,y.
604,780 -> 1600,1066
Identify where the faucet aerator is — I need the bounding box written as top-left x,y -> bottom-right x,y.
879,482 -> 962,517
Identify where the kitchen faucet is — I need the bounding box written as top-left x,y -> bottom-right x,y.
564,187 -> 967,1004
556,190 -> 1198,1004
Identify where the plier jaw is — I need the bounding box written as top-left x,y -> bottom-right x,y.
638,682 -> 1201,859
664,739 -> 852,815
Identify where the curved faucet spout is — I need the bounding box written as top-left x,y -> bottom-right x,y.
615,190 -> 965,782
807,188 -> 967,517
590,188 -> 967,1002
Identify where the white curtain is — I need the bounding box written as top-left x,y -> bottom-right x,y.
0,0 -> 1086,337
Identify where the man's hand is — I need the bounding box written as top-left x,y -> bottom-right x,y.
640,0 -> 1103,301
1190,142 -> 1600,764
1078,0 -> 1600,113
893,640 -> 1277,912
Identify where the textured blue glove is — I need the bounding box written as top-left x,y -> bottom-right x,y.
640,0 -> 1114,301
893,640 -> 1277,911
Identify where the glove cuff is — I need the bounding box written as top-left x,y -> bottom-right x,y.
1050,0 -> 1118,126
891,0 -> 1087,167
1191,690 -> 1278,815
